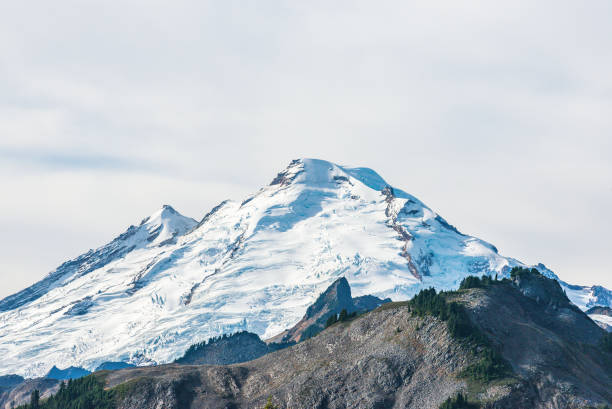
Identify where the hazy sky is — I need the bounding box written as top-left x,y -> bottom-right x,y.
1,1 -> 611,299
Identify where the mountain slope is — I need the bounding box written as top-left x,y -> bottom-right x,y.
0,158 -> 610,377
0,204 -> 196,313
99,273 -> 611,408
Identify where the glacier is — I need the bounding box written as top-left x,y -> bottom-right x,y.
0,158 -> 610,377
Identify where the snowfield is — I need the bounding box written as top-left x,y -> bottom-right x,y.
0,158 -> 610,377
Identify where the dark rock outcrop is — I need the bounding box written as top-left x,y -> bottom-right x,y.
511,267 -> 576,310
509,268 -> 604,343
45,365 -> 91,380
0,375 -> 23,390
267,277 -> 390,343
63,296 -> 95,316
95,362 -> 136,371
269,159 -> 303,186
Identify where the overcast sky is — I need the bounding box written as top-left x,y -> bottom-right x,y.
1,0 -> 611,299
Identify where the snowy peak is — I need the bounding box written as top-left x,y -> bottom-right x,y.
142,204 -> 187,225
137,205 -> 197,246
270,158 -> 394,193
111,204 -> 196,250
0,205 -> 196,313
293,158 -> 378,188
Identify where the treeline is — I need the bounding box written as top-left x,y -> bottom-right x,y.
408,287 -> 511,382
509,266 -> 543,280
325,309 -> 358,328
458,267 -> 545,291
175,330 -> 294,364
176,330 -> 257,361
439,392 -> 479,409
17,375 -> 115,409
459,274 -> 503,290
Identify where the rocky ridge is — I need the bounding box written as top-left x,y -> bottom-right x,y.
91,273 -> 612,408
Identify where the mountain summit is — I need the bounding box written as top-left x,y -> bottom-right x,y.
0,158 -> 610,377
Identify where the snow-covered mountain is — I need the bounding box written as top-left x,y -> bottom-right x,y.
0,158 -> 610,377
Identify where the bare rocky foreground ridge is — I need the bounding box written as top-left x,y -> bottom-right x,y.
7,271 -> 608,409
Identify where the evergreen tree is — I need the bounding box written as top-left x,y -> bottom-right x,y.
16,375 -> 114,409
29,390 -> 39,409
325,313 -> 338,327
408,287 -> 510,382
439,392 -> 479,408
601,332 -> 612,354
263,396 -> 278,409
